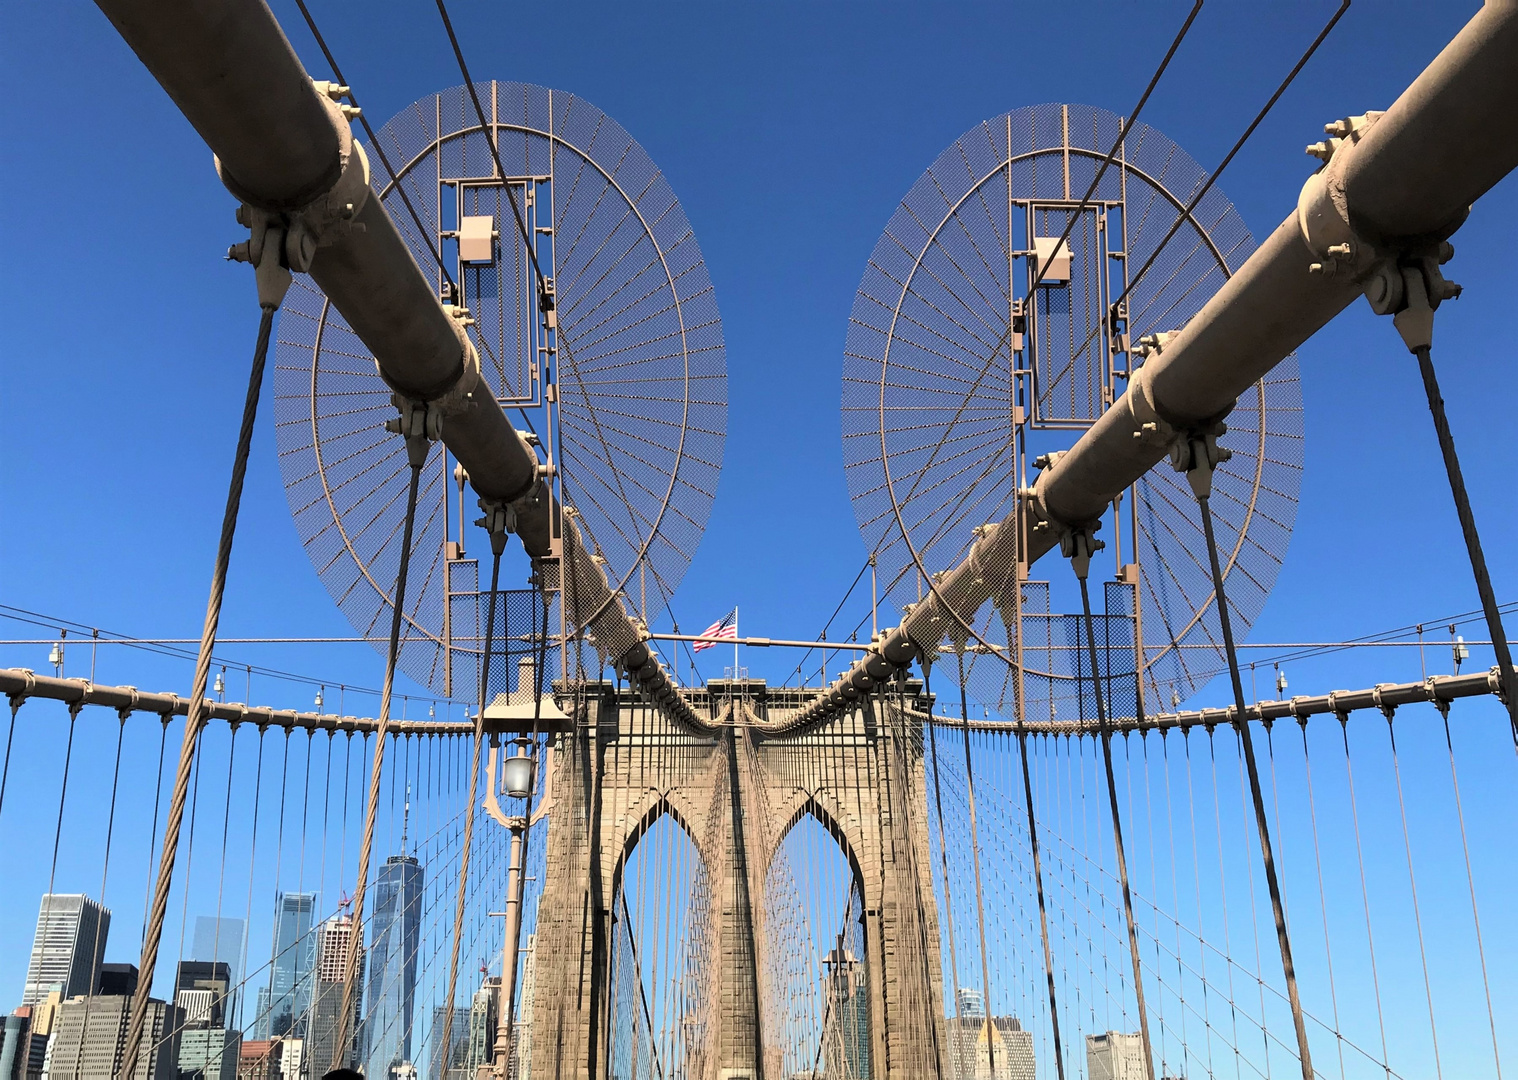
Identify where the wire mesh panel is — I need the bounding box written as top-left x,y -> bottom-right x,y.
275,82 -> 726,698
842,103 -> 1302,715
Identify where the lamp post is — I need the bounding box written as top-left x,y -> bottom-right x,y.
493,736 -> 535,1078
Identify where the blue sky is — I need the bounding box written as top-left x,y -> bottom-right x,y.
1,0 -> 1514,1067
1,2 -> 1512,698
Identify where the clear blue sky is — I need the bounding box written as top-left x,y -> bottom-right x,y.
1,0 -> 1513,1069
1,1 -> 1511,696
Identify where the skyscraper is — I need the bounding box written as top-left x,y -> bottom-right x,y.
190,916 -> 246,1025
1087,1031 -> 1147,1080
363,828 -> 423,1079
427,1002 -> 471,1079
513,935 -> 536,1080
956,986 -> 987,1019
21,895 -> 110,1006
309,914 -> 362,1073
467,976 -> 499,1077
175,960 -> 232,1029
256,893 -> 316,1040
821,942 -> 870,1079
44,994 -> 181,1080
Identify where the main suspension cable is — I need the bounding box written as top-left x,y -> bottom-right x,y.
123,304 -> 277,1076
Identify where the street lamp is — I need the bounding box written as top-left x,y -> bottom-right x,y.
503,737 -> 535,800
314,686 -> 324,712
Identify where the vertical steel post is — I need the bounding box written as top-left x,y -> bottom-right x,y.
494,816 -> 527,1077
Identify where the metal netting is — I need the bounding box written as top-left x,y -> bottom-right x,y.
274,82 -> 726,698
842,103 -> 1302,715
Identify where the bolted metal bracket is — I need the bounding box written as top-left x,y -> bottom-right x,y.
1169,421 -> 1232,500
226,208 -> 292,311
539,277 -> 558,330
1059,521 -> 1105,581
474,498 -> 517,556
384,395 -> 441,467
222,83 -> 371,309
1365,246 -> 1462,353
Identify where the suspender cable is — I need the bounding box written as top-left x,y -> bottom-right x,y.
1068,529 -> 1156,1080
123,304 -> 277,1077
1178,429 -> 1313,1080
1411,344 -> 1518,745
0,695 -> 19,821
1016,724 -> 1067,1080
954,649 -> 999,1072
921,665 -> 967,1059
332,419 -> 432,1071
440,540 -> 504,1065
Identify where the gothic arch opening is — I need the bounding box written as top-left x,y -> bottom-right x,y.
762,801 -> 873,1079
609,800 -> 715,1079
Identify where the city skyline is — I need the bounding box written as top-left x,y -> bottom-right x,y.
1,1 -> 1514,1075
4,811 -> 455,1079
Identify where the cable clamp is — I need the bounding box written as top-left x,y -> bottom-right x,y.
222,90 -> 371,308
1168,421 -> 1232,500
1058,522 -> 1105,581
6,669 -> 36,711
384,396 -> 442,467
385,396 -> 442,440
474,498 -> 517,556
1363,246 -> 1462,353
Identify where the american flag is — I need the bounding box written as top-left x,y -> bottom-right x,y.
692,608 -> 738,651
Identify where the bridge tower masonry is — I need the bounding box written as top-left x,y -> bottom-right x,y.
528,680 -> 949,1079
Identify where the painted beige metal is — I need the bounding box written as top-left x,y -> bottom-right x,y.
93,0 -> 696,724
792,0 -> 1518,730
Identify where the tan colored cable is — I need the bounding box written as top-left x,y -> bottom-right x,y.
121,306 -> 275,1078
438,545 -> 503,1067
330,436 -> 428,1071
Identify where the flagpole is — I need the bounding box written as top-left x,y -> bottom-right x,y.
733,605 -> 739,682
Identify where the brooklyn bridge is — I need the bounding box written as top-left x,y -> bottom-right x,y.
0,1 -> 1514,1078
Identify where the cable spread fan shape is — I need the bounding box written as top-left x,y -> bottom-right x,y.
842,104 -> 1302,716
276,82 -> 726,698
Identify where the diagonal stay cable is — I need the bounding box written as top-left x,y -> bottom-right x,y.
868,2 -> 1204,659
434,0 -> 547,289
1075,0 -> 1351,364
287,0 -> 545,450
332,429 -> 430,1071
1028,0 -> 1204,294
437,0 -> 702,650
123,305 -> 277,1077
293,0 -> 456,294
